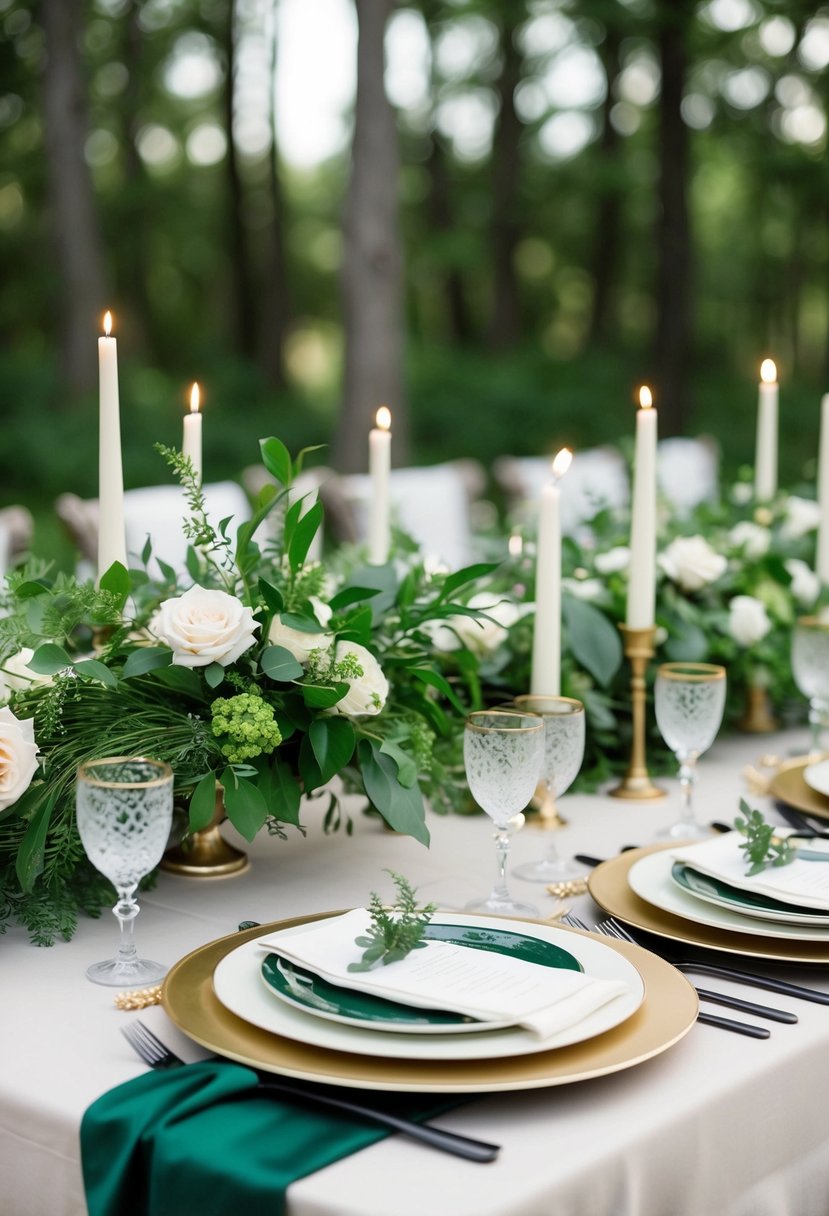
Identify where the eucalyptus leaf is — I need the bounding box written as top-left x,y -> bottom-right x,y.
121,647 -> 173,680
189,772 -> 218,832
204,662 -> 225,689
260,645 -> 304,682
302,682 -> 348,709
72,658 -> 118,688
27,643 -> 71,676
358,740 -> 429,846
562,595 -> 622,687
219,771 -> 269,842
309,717 -> 355,784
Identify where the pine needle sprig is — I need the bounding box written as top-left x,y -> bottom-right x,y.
348,871 -> 436,971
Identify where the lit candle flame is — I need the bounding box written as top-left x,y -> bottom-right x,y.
189,382 -> 201,414
552,447 -> 572,481
376,406 -> 391,431
638,385 -> 653,409
760,358 -> 777,384
103,310 -> 113,337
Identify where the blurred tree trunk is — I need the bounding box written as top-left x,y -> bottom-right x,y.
335,0 -> 406,472
653,0 -> 694,436
221,0 -> 257,358
489,6 -> 523,349
589,22 -> 623,345
117,0 -> 151,352
40,0 -> 107,396
261,1 -> 289,389
425,134 -> 472,344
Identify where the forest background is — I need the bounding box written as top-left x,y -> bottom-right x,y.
1,0 -> 828,564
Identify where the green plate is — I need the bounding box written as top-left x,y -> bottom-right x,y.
671,862 -> 829,928
261,922 -> 582,1035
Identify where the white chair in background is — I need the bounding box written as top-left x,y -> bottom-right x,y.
493,447 -> 630,535
657,436 -> 720,513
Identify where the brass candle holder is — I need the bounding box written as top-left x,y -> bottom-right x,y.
609,624 -> 666,800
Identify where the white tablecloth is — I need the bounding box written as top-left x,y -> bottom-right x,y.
3,729 -> 829,1216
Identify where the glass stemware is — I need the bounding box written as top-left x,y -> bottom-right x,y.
791,617 -> 829,756
509,696 -> 586,883
76,757 -> 174,986
654,663 -> 726,840
463,710 -> 544,918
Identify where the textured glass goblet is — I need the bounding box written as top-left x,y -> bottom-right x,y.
654,663 -> 726,840
76,757 -> 174,986
509,696 -> 586,883
792,617 -> 829,756
464,710 -> 544,917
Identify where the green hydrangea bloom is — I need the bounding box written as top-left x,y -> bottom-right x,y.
210,692 -> 282,763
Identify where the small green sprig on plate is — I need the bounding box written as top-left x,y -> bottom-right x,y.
349,871 -> 437,971
734,798 -> 797,876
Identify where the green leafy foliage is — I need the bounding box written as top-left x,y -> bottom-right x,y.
348,872 -> 437,972
734,799 -> 796,876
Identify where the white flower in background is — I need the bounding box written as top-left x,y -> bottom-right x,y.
785,559 -> 820,607
731,483 -> 753,505
426,593 -> 523,657
154,586 -> 258,668
658,536 -> 727,592
594,546 -> 630,576
728,521 -> 770,560
0,648 -> 52,703
781,496 -> 821,540
0,706 -> 39,812
728,595 -> 772,646
562,577 -> 604,602
267,615 -> 332,666
331,640 -> 389,716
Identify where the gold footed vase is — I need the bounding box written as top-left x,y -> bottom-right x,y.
161,785 -> 249,878
526,782 -> 567,830
738,683 -> 778,734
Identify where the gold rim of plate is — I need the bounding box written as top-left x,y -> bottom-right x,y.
588,841 -> 829,964
161,911 -> 698,1094
767,755 -> 829,822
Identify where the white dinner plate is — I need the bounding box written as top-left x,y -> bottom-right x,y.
212,912 -> 646,1063
629,852 -> 829,942
804,759 -> 829,798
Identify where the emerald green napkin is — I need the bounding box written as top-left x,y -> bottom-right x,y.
81,1061 -> 450,1216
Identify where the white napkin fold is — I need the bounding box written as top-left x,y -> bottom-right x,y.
258,910 -> 630,1041
673,832 -> 829,911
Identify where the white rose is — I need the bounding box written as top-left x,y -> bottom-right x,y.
0,648 -> 52,703
308,597 -> 333,628
0,706 -> 39,812
332,641 -> 389,717
658,536 -> 727,592
785,558 -> 820,608
731,483 -> 753,505
781,496 -> 821,540
594,546 -> 630,575
728,521 -> 770,560
267,616 -> 332,666
154,586 -> 258,668
429,593 -> 523,658
728,595 -> 772,646
563,577 -> 604,602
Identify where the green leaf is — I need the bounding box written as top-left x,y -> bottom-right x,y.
189,772 -> 218,832
280,612 -> 326,634
72,658 -> 118,688
14,579 -> 51,600
99,561 -> 130,605
258,578 -> 284,613
156,557 -> 177,585
335,604 -> 373,646
260,645 -> 304,682
358,740 -> 430,846
294,443 -> 326,476
328,586 -> 382,613
0,781 -> 44,824
219,770 -> 269,842
288,500 -> 324,571
298,735 -> 323,793
379,738 -> 418,787
439,562 -> 501,601
141,535 -> 152,566
150,665 -> 203,698
185,545 -> 201,583
409,667 -> 467,716
15,789 -> 58,893
27,643 -> 71,676
121,647 -> 173,679
309,718 -> 356,784
302,682 -> 348,709
204,662 -> 225,689
260,436 -> 293,486
562,596 -> 622,688
267,760 -> 303,825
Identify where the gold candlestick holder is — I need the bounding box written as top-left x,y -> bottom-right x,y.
609,625 -> 666,800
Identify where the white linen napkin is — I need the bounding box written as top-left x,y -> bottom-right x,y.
673,832 -> 829,911
257,910 -> 630,1040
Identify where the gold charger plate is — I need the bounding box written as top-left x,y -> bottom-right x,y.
768,756 -> 829,821
589,842 -> 829,964
162,911 -> 697,1094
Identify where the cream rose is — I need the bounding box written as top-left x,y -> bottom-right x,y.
728,521 -> 770,560
0,706 -> 39,812
331,640 -> 389,717
658,536 -> 727,593
267,616 -> 333,666
154,586 -> 258,668
0,648 -> 52,703
785,558 -> 820,608
728,595 -> 772,646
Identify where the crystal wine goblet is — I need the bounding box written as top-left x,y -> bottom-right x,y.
76,757 -> 174,986
463,709 -> 544,917
654,663 -> 726,839
509,696 -> 586,883
791,617 -> 829,756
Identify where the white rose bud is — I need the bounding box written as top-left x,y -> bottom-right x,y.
785,559 -> 820,608
658,536 -> 727,593
268,616 -> 333,666
0,648 -> 52,703
728,521 -> 770,560
154,585 -> 258,668
332,640 -> 389,717
0,706 -> 39,812
728,595 -> 772,647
